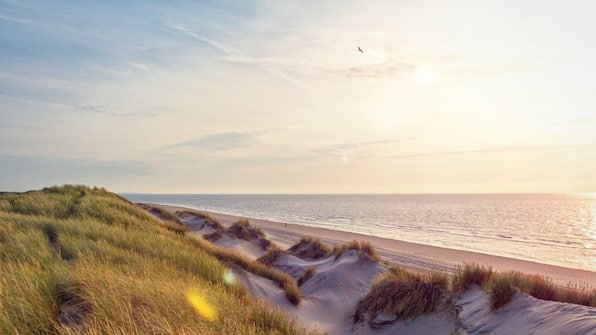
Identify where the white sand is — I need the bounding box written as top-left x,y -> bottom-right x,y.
153,204 -> 596,335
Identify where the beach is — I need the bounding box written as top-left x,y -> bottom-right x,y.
156,204 -> 596,288
150,203 -> 596,335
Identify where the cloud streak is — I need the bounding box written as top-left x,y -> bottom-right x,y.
166,22 -> 308,89
161,129 -> 277,152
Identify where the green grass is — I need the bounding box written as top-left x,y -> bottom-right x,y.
0,185 -> 318,334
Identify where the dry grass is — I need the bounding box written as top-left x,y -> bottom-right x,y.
454,263 -> 596,310
0,185 -> 317,334
287,237 -> 331,260
257,247 -> 287,266
297,267 -> 316,287
175,210 -> 221,227
354,270 -> 450,328
332,240 -> 380,262
453,263 -> 493,291
226,219 -> 265,240
184,236 -> 300,306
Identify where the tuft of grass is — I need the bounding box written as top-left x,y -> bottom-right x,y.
332,240 -> 380,262
287,237 -> 331,260
354,271 -> 449,328
0,186 -> 317,334
226,219 -> 265,241
453,263 -> 493,291
527,275 -> 556,301
489,273 -> 517,310
203,230 -> 223,242
454,265 -> 596,309
297,267 -> 316,287
257,247 -> 287,266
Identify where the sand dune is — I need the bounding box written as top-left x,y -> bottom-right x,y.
155,204 -> 596,335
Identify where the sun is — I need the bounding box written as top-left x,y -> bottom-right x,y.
413,65 -> 438,86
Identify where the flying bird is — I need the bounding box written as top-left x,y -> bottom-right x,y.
357,46 -> 364,53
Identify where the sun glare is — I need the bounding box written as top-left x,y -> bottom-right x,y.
413,65 -> 437,86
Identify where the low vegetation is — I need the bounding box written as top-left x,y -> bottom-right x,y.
454,263 -> 596,310
0,185 -> 317,334
137,203 -> 189,235
257,247 -> 287,266
183,236 -> 300,306
287,237 -> 331,260
225,219 -> 274,250
331,240 -> 380,262
297,267 -> 316,287
354,269 -> 450,328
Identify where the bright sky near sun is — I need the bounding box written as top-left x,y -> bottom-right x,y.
1,1 -> 596,193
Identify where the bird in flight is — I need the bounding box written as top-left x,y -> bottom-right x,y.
357,46 -> 364,53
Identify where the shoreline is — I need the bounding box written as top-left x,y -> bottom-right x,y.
153,203 -> 596,287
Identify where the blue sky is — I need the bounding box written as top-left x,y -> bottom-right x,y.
1,1 -> 596,193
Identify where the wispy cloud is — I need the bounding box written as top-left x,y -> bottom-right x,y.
76,104 -> 163,117
166,22 -> 308,89
0,13 -> 33,25
161,129 -> 276,152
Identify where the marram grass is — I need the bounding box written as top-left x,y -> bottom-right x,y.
0,185 -> 320,335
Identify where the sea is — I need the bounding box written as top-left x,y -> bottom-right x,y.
121,193 -> 596,272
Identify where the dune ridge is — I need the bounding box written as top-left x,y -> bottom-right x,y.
155,204 -> 596,335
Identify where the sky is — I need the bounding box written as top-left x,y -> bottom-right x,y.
1,0 -> 596,193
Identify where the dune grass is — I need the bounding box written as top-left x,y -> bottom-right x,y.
354,269 -> 450,328
287,237 -> 331,260
257,247 -> 287,266
331,240 -> 380,262
454,263 -> 596,310
297,267 -> 316,287
183,235 -> 301,305
175,210 -> 223,228
0,185 -> 317,334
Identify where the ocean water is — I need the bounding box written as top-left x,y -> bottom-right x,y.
122,193 -> 596,272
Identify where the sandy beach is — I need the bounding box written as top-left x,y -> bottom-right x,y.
156,204 -> 595,287
147,203 -> 596,335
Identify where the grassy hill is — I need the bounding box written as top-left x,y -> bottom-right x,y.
0,185 -> 318,335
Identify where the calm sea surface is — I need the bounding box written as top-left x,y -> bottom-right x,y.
122,193 -> 596,272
